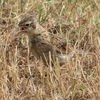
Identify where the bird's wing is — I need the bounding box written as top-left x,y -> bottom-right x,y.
49,32 -> 67,53
31,34 -> 55,55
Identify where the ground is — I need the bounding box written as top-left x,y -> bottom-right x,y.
0,0 -> 100,100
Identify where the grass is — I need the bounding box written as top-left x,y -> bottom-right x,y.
0,0 -> 100,100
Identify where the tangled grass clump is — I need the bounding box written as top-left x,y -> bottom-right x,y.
0,0 -> 100,100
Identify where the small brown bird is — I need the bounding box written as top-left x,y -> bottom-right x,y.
18,14 -> 71,65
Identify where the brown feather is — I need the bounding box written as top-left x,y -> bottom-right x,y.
18,14 -> 67,65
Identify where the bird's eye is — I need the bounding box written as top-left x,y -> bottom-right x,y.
25,24 -> 30,26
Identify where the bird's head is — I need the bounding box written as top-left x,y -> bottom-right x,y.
18,15 -> 38,35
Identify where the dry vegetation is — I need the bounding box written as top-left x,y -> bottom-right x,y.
0,0 -> 100,100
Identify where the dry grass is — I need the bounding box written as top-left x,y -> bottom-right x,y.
0,0 -> 100,100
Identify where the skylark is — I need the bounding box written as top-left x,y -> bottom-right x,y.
18,14 -> 71,65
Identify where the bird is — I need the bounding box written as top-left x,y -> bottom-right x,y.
18,14 -> 72,65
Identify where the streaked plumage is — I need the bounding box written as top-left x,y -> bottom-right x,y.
18,14 -> 70,65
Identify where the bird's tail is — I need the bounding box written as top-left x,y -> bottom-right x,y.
56,50 -> 89,64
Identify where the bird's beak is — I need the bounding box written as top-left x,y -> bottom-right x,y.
20,27 -> 25,31
19,26 -> 27,33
